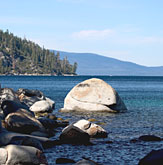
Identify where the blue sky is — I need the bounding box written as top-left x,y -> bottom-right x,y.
0,0 -> 163,66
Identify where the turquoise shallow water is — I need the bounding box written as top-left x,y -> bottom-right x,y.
0,76 -> 163,164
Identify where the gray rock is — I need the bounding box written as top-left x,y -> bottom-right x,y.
17,88 -> 45,107
60,78 -> 127,113
5,144 -> 47,165
45,97 -> 55,109
4,111 -> 45,134
21,137 -> 44,151
30,131 -> 49,138
0,111 -> 4,120
0,132 -> 55,149
60,125 -> 90,144
0,119 -> 2,133
130,135 -> 162,143
17,108 -> 34,117
73,119 -> 107,138
30,100 -> 53,113
56,158 -> 76,164
17,88 -> 55,113
0,88 -> 20,103
17,88 -> 44,98
38,117 -> 58,129
139,149 -> 163,165
20,95 -> 41,107
1,100 -> 29,117
17,88 -> 55,110
0,135 -> 44,151
0,148 -> 8,164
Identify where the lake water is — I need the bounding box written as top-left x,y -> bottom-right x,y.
0,76 -> 163,165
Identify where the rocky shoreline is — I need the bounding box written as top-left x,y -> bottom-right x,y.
0,81 -> 108,164
0,78 -> 162,164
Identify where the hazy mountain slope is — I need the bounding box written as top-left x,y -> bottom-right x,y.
58,51 -> 163,76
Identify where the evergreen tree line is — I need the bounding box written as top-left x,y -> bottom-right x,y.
0,29 -> 77,75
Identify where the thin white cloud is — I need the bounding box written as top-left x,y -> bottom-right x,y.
57,0 -> 84,3
140,36 -> 163,44
116,36 -> 163,45
72,29 -> 115,40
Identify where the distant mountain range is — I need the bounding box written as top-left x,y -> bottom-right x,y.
56,51 -> 163,76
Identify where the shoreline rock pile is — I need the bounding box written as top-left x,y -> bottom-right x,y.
0,86 -> 59,164
0,80 -> 109,164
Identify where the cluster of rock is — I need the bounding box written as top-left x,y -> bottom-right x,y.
0,86 -> 59,164
60,119 -> 108,145
0,80 -> 109,164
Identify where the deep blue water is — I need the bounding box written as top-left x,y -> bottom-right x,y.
0,76 -> 163,165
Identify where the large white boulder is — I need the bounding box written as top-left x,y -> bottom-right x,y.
60,78 -> 127,112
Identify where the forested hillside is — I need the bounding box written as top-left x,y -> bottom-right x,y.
0,29 -> 77,75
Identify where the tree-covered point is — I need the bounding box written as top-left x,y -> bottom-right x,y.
0,29 -> 77,75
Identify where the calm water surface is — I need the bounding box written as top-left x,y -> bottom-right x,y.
0,76 -> 163,165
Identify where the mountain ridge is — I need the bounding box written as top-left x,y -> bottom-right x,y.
55,50 -> 163,76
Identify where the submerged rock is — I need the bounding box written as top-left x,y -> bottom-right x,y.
60,78 -> 127,113
130,135 -> 162,143
56,158 -> 76,164
139,149 -> 163,165
139,135 -> 162,142
73,119 -> 107,138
